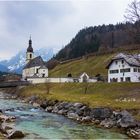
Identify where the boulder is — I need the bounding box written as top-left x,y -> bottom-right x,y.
81,116 -> 92,123
7,130 -> 24,139
33,103 -> 40,108
90,108 -> 113,120
100,118 -> 115,128
52,106 -> 59,113
47,100 -> 58,106
67,112 -> 79,120
45,106 -> 53,112
73,103 -> 83,108
57,109 -> 68,115
117,110 -> 136,128
127,128 -> 140,139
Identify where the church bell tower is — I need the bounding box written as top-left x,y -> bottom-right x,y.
26,36 -> 34,64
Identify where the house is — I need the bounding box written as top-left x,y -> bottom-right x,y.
106,53 -> 140,83
79,72 -> 97,83
22,37 -> 48,80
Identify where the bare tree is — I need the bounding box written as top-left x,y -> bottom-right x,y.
124,0 -> 140,23
124,0 -> 140,43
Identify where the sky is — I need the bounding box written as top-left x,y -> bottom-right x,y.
0,0 -> 132,60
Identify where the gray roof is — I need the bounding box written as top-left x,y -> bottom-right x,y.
39,65 -> 47,69
23,56 -> 45,69
106,53 -> 140,68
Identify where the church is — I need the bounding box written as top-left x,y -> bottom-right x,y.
22,37 -> 48,80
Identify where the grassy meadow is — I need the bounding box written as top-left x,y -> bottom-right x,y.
19,82 -> 140,110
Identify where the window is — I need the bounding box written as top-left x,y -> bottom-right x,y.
138,69 -> 140,73
120,68 -> 130,73
30,54 -> 32,59
36,68 -> 39,74
122,60 -> 124,64
133,68 -> 137,72
115,61 -> 118,65
120,77 -> 123,82
125,77 -> 131,82
110,69 -> 119,74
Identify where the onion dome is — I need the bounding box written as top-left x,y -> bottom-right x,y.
27,36 -> 33,52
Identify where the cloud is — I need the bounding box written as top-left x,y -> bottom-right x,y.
0,0 -> 131,60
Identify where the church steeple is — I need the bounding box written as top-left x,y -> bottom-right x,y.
27,36 -> 33,53
26,36 -> 34,64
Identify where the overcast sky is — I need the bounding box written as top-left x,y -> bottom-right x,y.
0,0 -> 132,60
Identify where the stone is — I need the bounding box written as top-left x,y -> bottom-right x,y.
117,110 -> 136,128
93,119 -> 100,125
73,103 -> 83,108
33,103 -> 40,108
57,109 -> 68,115
81,116 -> 91,123
40,101 -> 47,109
67,113 -> 79,120
7,130 -> 24,139
127,128 -> 140,139
52,106 -> 59,113
100,118 -> 115,128
90,108 -> 113,120
45,106 -> 53,112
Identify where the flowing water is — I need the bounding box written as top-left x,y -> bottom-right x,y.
0,93 -> 128,139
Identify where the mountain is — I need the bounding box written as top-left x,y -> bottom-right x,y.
55,22 -> 139,61
0,64 -> 8,72
0,48 -> 54,74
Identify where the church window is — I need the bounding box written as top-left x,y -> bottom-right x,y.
36,68 -> 39,73
30,54 -> 32,59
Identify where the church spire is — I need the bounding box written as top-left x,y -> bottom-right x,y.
26,36 -> 34,64
27,36 -> 33,52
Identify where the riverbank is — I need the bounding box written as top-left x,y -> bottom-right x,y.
1,82 -> 140,138
0,92 -> 129,139
0,93 -> 25,139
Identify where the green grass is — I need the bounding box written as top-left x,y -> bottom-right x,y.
49,50 -> 140,77
19,82 -> 140,110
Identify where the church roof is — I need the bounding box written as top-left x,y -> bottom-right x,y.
23,56 -> 45,69
106,53 -> 140,69
39,65 -> 48,69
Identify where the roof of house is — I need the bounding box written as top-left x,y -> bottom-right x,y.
23,56 -> 46,69
106,53 -> 140,69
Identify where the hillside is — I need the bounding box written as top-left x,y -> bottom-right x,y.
50,49 -> 140,78
55,22 -> 140,61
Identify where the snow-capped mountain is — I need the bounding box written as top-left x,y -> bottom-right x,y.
0,48 -> 54,74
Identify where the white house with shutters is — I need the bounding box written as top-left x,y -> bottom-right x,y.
106,53 -> 140,83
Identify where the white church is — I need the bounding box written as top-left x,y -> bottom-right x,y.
22,37 -> 48,80
22,38 -> 97,83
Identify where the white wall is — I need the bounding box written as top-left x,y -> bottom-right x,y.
27,78 -> 74,84
27,77 -> 97,84
38,68 -> 48,77
108,59 -> 140,82
22,66 -> 48,79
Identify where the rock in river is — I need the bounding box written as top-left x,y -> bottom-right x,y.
7,130 -> 24,139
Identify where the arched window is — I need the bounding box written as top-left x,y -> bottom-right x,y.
30,54 -> 32,59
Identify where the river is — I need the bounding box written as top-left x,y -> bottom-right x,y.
0,93 -> 128,139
